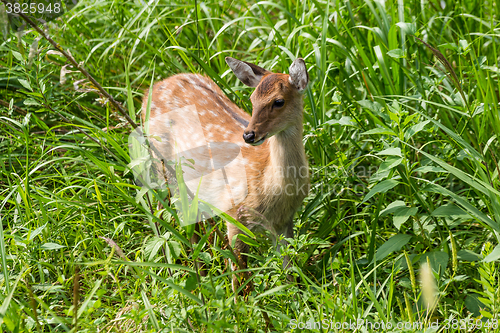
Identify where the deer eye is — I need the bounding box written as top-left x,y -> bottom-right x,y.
273,99 -> 285,108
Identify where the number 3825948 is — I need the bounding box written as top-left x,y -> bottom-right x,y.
5,2 -> 61,14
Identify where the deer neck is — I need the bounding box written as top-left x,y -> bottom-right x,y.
266,120 -> 307,183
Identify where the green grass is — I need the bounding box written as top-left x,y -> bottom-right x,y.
1,0 -> 500,331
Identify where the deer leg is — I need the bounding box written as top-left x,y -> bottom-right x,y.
227,223 -> 252,298
158,162 -> 209,276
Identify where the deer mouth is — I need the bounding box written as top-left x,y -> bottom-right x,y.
251,134 -> 267,146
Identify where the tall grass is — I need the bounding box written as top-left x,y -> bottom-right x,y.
1,0 -> 500,331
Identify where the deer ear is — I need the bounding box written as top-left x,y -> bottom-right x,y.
288,58 -> 308,91
225,57 -> 269,87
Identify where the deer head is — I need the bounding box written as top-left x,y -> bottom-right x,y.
226,57 -> 309,146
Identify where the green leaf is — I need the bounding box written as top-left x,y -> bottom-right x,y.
404,120 -> 430,140
431,204 -> 470,219
363,179 -> 399,203
326,116 -> 357,127
362,127 -> 396,136
40,242 -> 65,250
457,250 -> 482,262
11,51 -> 23,62
254,285 -> 290,300
393,207 -> 418,230
380,200 -> 406,215
145,237 -> 166,261
141,290 -> 159,330
168,241 -> 181,259
413,165 -> 448,173
380,201 -> 417,230
478,297 -> 493,306
374,234 -> 412,262
29,223 -> 47,241
23,98 -> 40,106
199,252 -> 211,265
331,91 -> 342,105
357,100 -> 383,113
378,156 -> 403,174
237,234 -> 260,247
18,79 -> 32,91
387,48 -> 405,58
396,22 -> 416,35
376,147 -> 402,156
388,108 -> 399,123
94,180 -> 104,206
207,204 -> 255,238
184,273 -> 198,291
483,244 -> 500,262
465,294 -> 485,317
480,309 -> 494,319
458,39 -> 469,52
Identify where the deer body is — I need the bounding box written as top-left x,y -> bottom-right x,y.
143,58 -> 309,285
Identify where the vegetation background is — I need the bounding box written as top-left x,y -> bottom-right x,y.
1,0 -> 500,331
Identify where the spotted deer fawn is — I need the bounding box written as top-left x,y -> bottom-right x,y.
142,57 -> 309,292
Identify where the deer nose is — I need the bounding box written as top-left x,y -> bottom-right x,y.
243,131 -> 255,143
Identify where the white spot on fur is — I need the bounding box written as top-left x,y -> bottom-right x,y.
159,89 -> 171,102
192,132 -> 202,142
172,97 -> 181,107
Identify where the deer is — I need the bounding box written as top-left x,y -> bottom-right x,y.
141,57 -> 309,294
